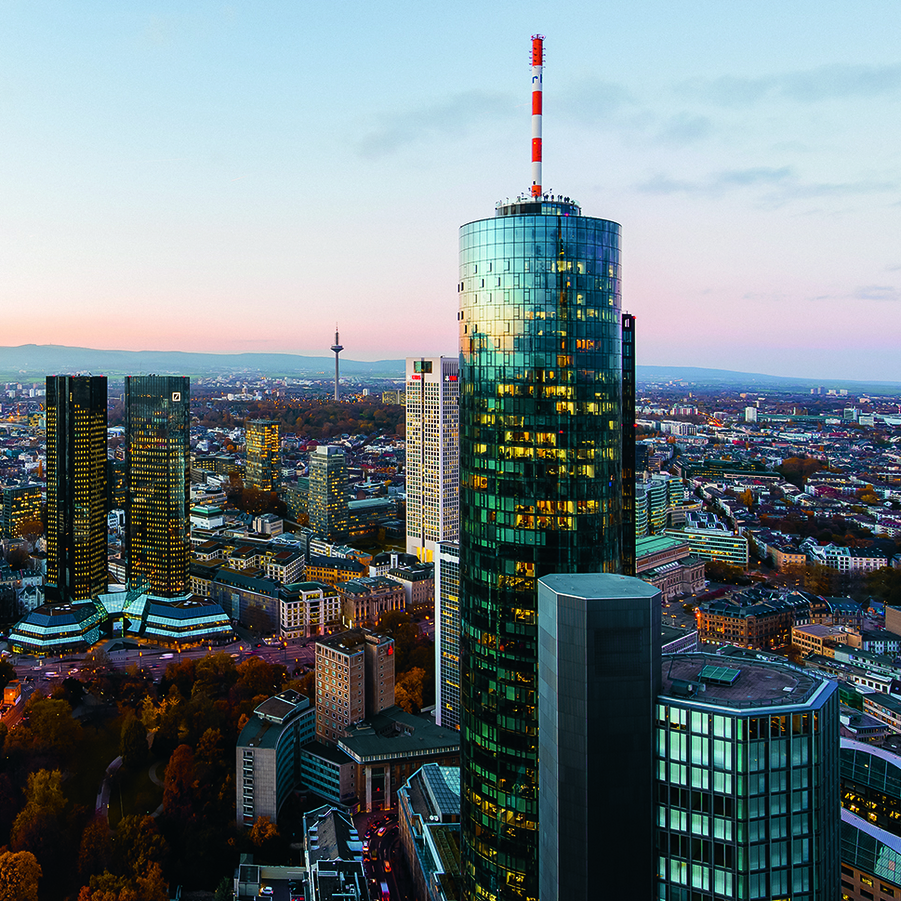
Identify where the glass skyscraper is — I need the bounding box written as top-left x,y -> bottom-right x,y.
309,445 -> 348,543
245,419 -> 280,493
45,375 -> 108,603
458,195 -> 623,901
125,376 -> 191,597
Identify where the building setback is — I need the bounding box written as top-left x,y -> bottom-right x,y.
125,376 -> 191,597
45,375 -> 108,603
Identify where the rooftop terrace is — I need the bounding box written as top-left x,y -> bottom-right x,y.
660,652 -> 828,710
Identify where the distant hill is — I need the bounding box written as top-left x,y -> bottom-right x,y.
0,345 -> 405,379
0,346 -> 897,395
635,365 -> 901,395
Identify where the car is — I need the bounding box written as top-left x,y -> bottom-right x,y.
260,888 -> 274,897
384,861 -> 391,873
377,826 -> 386,836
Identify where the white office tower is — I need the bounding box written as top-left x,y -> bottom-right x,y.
404,357 -> 459,563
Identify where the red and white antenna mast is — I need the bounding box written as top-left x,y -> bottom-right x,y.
530,34 -> 545,198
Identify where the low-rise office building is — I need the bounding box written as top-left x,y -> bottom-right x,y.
697,598 -> 795,650
338,576 -> 405,629
397,764 -> 461,901
236,690 -> 315,829
665,525 -> 750,567
279,581 -> 342,639
338,707 -> 460,811
636,535 -> 706,601
302,805 -> 367,901
387,563 -> 435,613
792,623 -> 853,657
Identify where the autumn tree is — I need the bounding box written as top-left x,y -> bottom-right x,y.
78,817 -> 113,880
111,815 -> 169,882
162,745 -> 196,821
0,850 -> 42,901
120,716 -> 149,770
395,667 -> 426,714
10,769 -> 67,869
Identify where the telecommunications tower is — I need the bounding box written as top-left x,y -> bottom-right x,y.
330,326 -> 344,401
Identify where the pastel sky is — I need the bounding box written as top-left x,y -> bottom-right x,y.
2,1 -> 900,381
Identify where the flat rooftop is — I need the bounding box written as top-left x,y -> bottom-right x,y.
660,652 -> 827,710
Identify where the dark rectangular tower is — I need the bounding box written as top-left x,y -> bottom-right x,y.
125,376 -> 190,596
45,375 -> 108,603
538,573 -> 661,901
621,312 -> 636,576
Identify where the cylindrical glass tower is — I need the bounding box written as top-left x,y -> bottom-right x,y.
459,196 -> 623,900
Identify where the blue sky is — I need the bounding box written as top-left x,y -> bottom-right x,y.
1,1 -> 900,380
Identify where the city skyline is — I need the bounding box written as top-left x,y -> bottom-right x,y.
2,3 -> 900,381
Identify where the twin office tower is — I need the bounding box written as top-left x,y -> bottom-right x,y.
45,374 -> 190,604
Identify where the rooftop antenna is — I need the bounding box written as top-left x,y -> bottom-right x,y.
530,34 -> 545,198
330,325 -> 344,401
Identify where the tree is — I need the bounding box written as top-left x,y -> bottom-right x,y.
111,815 -> 169,881
16,518 -> 43,544
11,697 -> 82,755
395,667 -> 426,714
162,745 -> 196,821
77,817 -> 112,879
10,770 -> 67,867
0,850 -> 42,901
248,815 -> 279,848
120,716 -> 148,770
867,567 -> 901,607
0,659 -> 15,693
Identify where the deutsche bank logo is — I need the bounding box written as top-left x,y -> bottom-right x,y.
172,392 -> 181,402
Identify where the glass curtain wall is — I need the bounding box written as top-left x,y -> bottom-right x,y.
458,198 -> 623,901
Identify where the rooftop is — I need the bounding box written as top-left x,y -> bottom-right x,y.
660,652 -> 830,711
339,707 -> 460,763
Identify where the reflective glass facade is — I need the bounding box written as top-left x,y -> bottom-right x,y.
435,541 -> 461,730
245,419 -> 280,492
45,375 -> 108,603
841,739 -> 901,898
125,376 -> 191,597
309,446 -> 348,543
656,655 -> 839,901
458,198 -> 623,901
